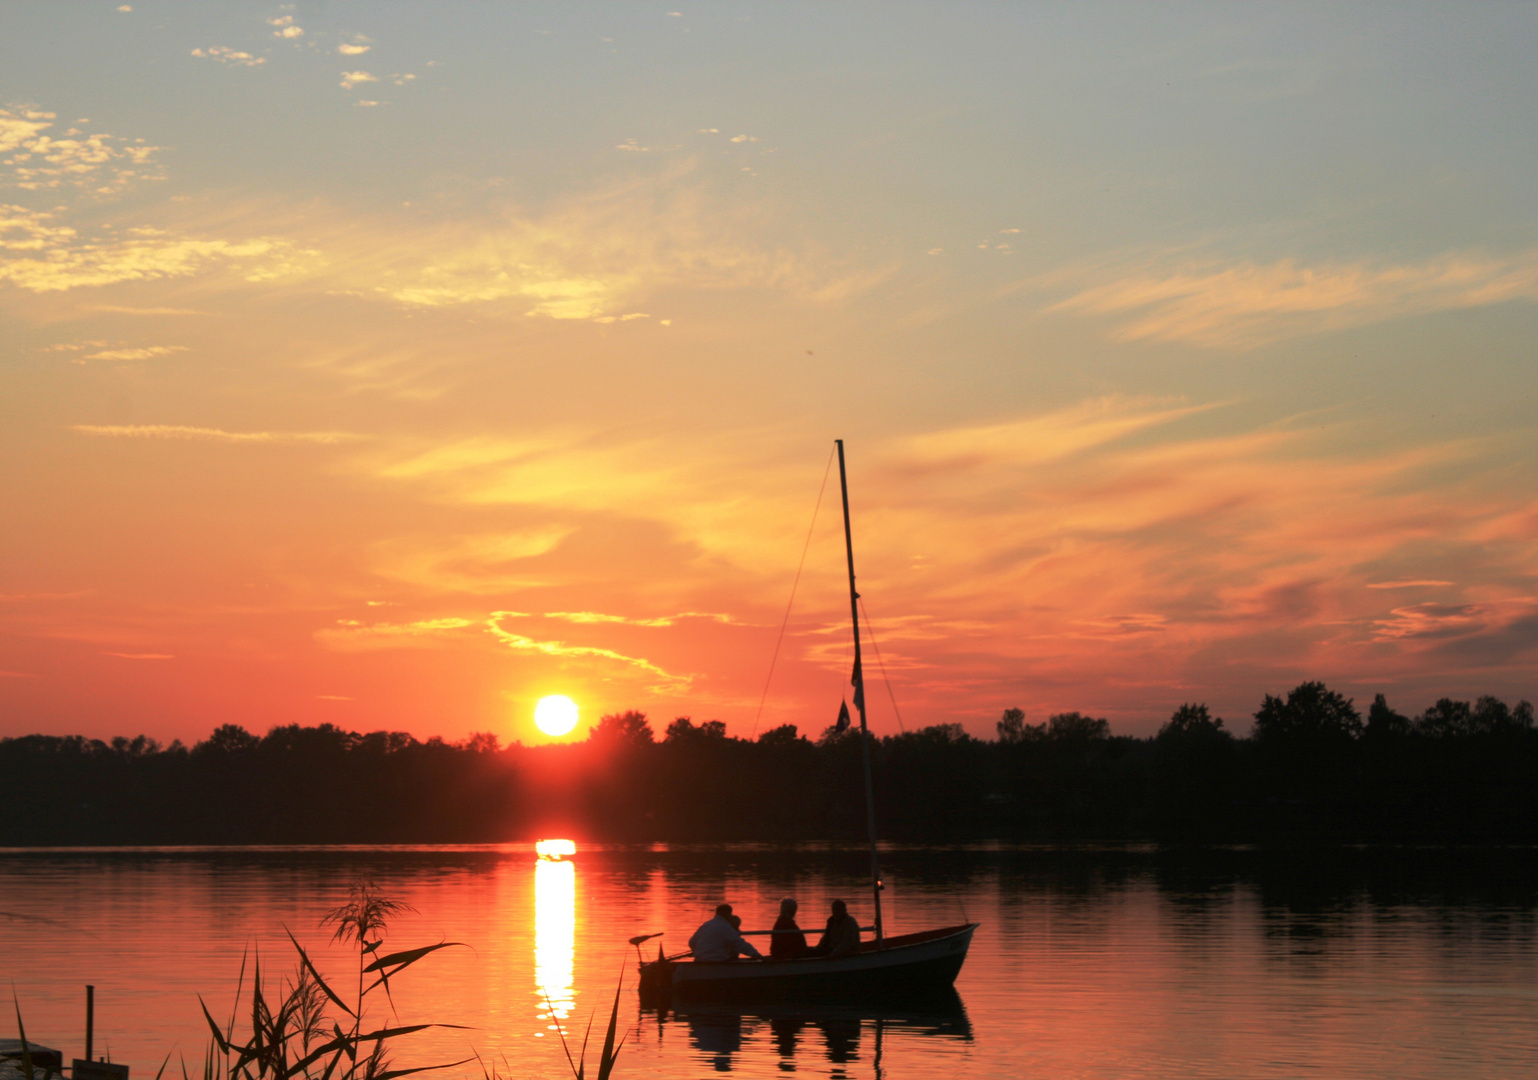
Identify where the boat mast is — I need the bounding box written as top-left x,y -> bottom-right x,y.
835,438 -> 884,948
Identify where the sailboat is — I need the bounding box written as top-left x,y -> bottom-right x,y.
637,440 -> 978,1005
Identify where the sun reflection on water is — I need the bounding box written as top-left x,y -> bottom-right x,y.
534,840 -> 576,1027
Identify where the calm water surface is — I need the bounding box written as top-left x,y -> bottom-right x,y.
2,846 -> 1535,1079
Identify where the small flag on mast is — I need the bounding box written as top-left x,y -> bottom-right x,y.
851,653 -> 865,714
835,700 -> 851,732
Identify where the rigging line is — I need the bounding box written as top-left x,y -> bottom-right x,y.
751,444 -> 837,737
859,596 -> 907,734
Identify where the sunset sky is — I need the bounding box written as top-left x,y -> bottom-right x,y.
3,3 -> 1536,746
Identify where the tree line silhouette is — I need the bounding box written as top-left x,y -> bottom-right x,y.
2,681 -> 1533,845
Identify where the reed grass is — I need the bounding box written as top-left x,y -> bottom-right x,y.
8,883 -> 626,1080
8,993 -> 52,1080
194,883 -> 469,1080
541,972 -> 625,1080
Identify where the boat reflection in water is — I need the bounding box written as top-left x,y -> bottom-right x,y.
534,840 -> 576,1031
657,988 -> 972,1073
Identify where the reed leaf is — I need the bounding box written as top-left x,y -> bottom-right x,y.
227,948 -> 248,1052
333,1023 -> 356,1066
370,1058 -> 475,1080
543,991 -> 580,1080
362,943 -> 464,976
11,994 -> 35,1080
284,930 -> 355,1018
199,997 -> 232,1055
594,971 -> 625,1080
278,1035 -> 350,1080
362,942 -> 464,1014
353,1024 -> 467,1043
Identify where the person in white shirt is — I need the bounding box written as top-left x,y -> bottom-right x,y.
688,903 -> 763,962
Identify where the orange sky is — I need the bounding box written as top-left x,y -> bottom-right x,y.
3,4 -> 1536,744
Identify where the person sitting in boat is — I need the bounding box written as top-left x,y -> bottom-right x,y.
770,897 -> 809,959
689,903 -> 762,962
813,898 -> 862,958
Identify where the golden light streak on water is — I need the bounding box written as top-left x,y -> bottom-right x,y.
534,841 -> 576,1027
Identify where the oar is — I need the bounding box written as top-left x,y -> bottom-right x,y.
629,933 -> 695,964
628,932 -> 664,965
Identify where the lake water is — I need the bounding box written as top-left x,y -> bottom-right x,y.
2,845 -> 1536,1079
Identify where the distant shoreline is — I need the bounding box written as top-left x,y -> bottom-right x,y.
5,685 -> 1535,846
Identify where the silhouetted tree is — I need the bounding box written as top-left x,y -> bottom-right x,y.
1152,704 -> 1238,840
997,707 -> 1029,742
756,724 -> 802,748
1250,682 -> 1363,839
464,731 -> 501,753
1366,694 -> 1412,740
1049,712 -> 1111,741
665,717 -> 727,742
4,683 -> 1537,845
588,710 -> 655,746
1254,682 -> 1362,744
1417,698 -> 1474,739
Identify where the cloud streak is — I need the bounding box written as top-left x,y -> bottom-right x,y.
1043,251 -> 1538,349
82,345 -> 188,361
487,611 -> 691,688
543,610 -> 739,628
315,617 -> 476,651
70,425 -> 358,443
0,205 -> 310,292
317,164 -> 888,318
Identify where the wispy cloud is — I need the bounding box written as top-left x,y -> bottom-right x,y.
70,424 -> 358,443
191,47 -> 265,67
895,395 -> 1216,472
542,610 -> 739,627
102,651 -> 174,660
486,611 -> 691,688
1043,250 -> 1538,349
0,205 -> 312,292
269,15 -> 304,39
318,163 -> 886,317
339,71 -> 377,90
0,107 -> 163,195
81,345 -> 189,361
315,617 -> 476,651
363,529 -> 573,593
1370,599 -> 1538,649
80,304 -> 206,315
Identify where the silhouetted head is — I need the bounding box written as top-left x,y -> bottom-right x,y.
715,903 -> 733,918
780,898 -> 798,916
830,899 -> 847,916
727,914 -> 742,930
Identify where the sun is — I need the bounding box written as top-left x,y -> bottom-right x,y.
534,695 -> 579,737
